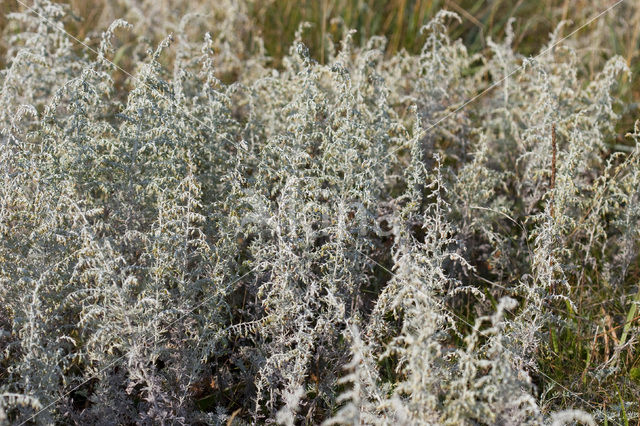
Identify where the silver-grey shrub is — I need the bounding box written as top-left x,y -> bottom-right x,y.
0,2 -> 637,425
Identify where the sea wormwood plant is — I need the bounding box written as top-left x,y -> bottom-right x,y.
0,2 -> 638,425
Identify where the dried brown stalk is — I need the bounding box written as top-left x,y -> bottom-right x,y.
550,122 -> 557,218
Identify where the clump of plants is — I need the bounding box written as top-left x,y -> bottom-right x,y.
0,1 -> 638,425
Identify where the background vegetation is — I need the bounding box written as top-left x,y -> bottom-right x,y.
2,0 -> 639,141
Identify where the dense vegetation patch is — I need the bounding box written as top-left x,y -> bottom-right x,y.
1,1 -> 639,424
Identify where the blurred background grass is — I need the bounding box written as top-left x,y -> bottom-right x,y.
1,0 -> 638,66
